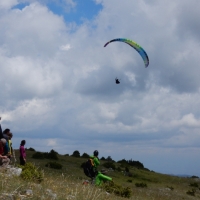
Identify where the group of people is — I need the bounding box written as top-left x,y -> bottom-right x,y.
0,117 -> 110,186
0,117 -> 26,169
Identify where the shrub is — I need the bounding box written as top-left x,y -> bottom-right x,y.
45,162 -> 63,170
102,181 -> 132,198
103,162 -> 116,170
71,150 -> 80,157
191,175 -> 199,178
135,182 -> 147,188
20,162 -> 43,183
32,150 -> 58,160
28,147 -> 35,151
117,159 -> 144,169
32,152 -> 44,159
127,179 -> 132,183
106,156 -> 113,161
81,153 -> 89,158
189,182 -> 199,187
45,149 -> 58,160
186,189 -> 196,196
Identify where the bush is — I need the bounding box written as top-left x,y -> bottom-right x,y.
45,149 -> 58,160
28,147 -> 35,151
186,189 -> 196,196
20,162 -> 43,183
135,182 -> 147,188
32,150 -> 58,160
45,162 -> 63,170
102,181 -> 132,198
71,150 -> 80,157
117,159 -> 144,169
32,152 -> 44,159
189,182 -> 199,187
103,162 -> 116,170
127,179 -> 132,183
81,153 -> 89,158
191,175 -> 199,178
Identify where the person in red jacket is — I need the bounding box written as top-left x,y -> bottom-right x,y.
19,140 -> 26,165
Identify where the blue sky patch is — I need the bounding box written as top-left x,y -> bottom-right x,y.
12,2 -> 29,10
47,0 -> 103,24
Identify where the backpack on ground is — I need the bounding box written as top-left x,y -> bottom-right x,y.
83,158 -> 97,179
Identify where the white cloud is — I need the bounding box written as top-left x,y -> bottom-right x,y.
60,44 -> 71,51
0,0 -> 18,9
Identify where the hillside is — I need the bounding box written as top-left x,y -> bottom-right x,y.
1,148 -> 200,200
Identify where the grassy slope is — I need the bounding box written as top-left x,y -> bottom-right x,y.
5,149 -> 200,200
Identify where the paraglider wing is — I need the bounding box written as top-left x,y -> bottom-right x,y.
104,38 -> 149,67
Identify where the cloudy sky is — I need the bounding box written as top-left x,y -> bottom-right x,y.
1,0 -> 200,176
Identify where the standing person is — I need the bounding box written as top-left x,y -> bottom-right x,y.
0,138 -> 10,168
7,133 -> 13,161
19,140 -> 26,165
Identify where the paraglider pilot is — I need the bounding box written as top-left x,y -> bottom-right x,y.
115,78 -> 120,84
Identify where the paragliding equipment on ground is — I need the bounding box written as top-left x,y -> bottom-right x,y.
115,78 -> 120,84
104,38 -> 149,67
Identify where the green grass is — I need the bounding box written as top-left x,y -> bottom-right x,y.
1,149 -> 199,199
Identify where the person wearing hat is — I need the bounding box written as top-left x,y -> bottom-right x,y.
0,138 -> 10,168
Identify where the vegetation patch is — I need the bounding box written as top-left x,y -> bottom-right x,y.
189,182 -> 199,187
32,149 -> 58,160
102,162 -> 116,170
166,186 -> 174,190
32,152 -> 44,159
102,181 -> 132,198
45,161 -> 63,169
135,182 -> 147,188
186,188 -> 196,196
20,162 -> 43,183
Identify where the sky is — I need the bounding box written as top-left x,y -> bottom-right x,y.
0,0 -> 200,176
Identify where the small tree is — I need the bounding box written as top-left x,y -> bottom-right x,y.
71,150 -> 80,157
46,149 -> 58,160
81,153 -> 89,158
106,156 -> 113,161
32,152 -> 44,159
